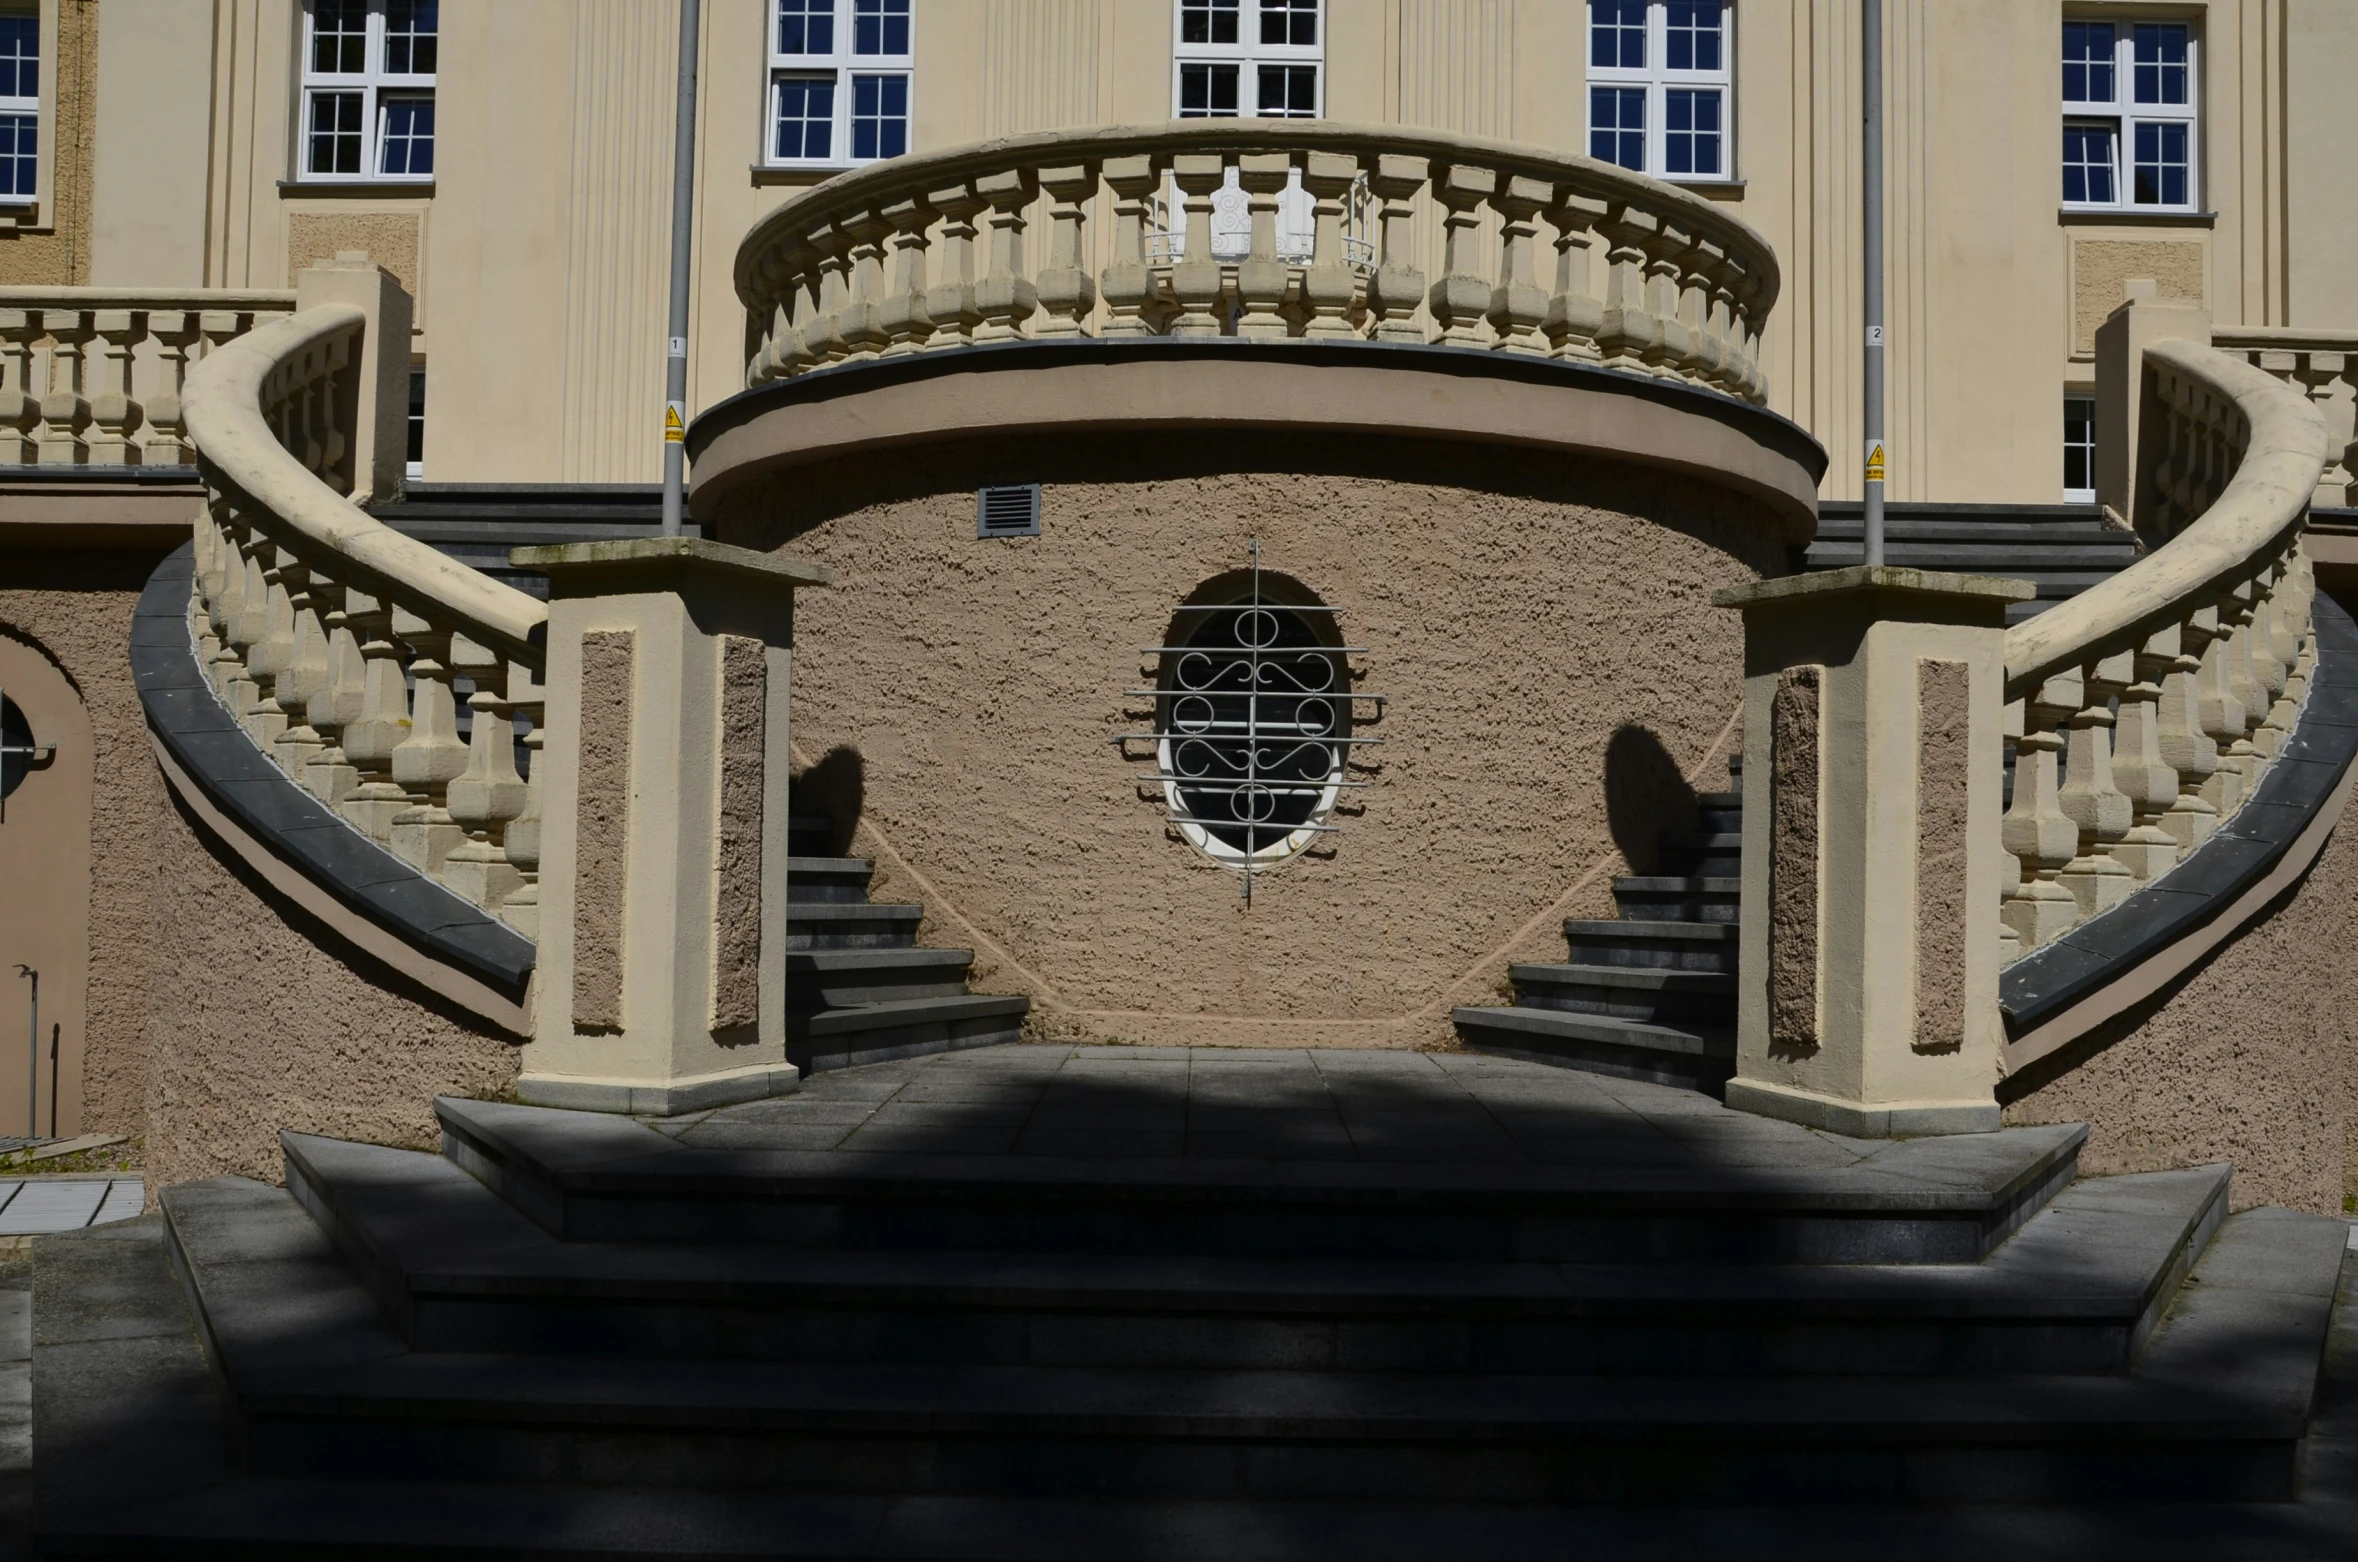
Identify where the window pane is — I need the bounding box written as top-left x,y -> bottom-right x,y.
850,72 -> 907,159
2062,122 -> 2116,205
306,90 -> 364,175
1590,0 -> 1645,68
1665,88 -> 1720,176
379,95 -> 434,175
2134,23 -> 2188,106
2062,21 -> 2114,104
773,74 -> 835,159
1589,85 -> 1644,170
1181,0 -> 1239,46
386,0 -> 438,75
0,17 -> 36,102
1179,61 -> 1239,118
854,0 -> 909,56
2063,395 -> 2095,496
1257,63 -> 1316,117
778,0 -> 835,55
1666,1 -> 1722,72
407,369 -> 426,467
1259,0 -> 1317,48
0,113 -> 32,199
2133,120 -> 2189,206
310,0 -> 367,74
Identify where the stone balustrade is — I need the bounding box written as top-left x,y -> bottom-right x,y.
179,263 -> 552,939
733,120 -> 1780,405
0,288 -> 297,466
1998,337 -> 2329,960
2212,327 -> 2358,507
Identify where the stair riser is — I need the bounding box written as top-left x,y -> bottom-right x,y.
1658,849 -> 1742,877
785,929 -> 922,951
235,1414 -> 2299,1506
1695,806 -> 1743,834
783,875 -> 873,905
398,1295 -> 2147,1377
1562,939 -> 1736,975
789,1014 -> 1027,1075
788,978 -> 974,1012
1506,984 -> 1735,1027
1457,1033 -> 1735,1096
1606,897 -> 1738,925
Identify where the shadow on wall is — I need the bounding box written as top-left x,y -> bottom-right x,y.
793,747 -> 866,857
1603,724 -> 1698,878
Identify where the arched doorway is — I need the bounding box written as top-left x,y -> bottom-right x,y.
0,630 -> 91,1140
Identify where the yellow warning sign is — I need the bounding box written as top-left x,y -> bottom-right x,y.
663,403 -> 686,443
1864,440 -> 1886,484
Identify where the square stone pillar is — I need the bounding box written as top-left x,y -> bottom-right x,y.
510,538 -> 832,1115
293,250 -> 413,504
2092,282 -> 2211,538
1711,566 -> 2034,1137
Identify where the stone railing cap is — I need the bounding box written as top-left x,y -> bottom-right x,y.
510,536 -> 834,592
1713,565 -> 2038,611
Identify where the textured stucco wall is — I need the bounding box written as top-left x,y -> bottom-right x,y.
740,438 -> 1782,1049
0,549 -> 167,1137
2003,806 -> 2358,1216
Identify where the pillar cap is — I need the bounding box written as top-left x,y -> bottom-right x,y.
510,536 -> 834,596
1714,564 -> 2036,616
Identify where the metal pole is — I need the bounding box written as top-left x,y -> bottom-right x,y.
13,967 -> 32,1141
659,0 -> 703,539
1862,0 -> 1886,566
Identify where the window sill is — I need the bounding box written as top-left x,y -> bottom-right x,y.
277,179 -> 436,198
1668,178 -> 1747,197
751,162 -> 862,185
2058,206 -> 2215,227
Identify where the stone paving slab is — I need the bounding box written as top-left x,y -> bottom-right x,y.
0,1178 -> 142,1235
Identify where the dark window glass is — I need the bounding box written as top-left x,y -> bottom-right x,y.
850,72 -> 907,159
2133,120 -> 2188,206
2133,22 -> 2188,106
307,90 -> 364,174
1179,62 -> 1238,118
0,16 -> 37,101
1181,0 -> 1239,46
1590,85 -> 1644,170
1665,88 -> 1720,176
1590,0 -> 1645,69
0,113 -> 31,198
1666,0 -> 1721,72
1256,63 -> 1316,117
407,369 -> 426,467
0,693 -> 32,803
773,75 -> 835,159
1259,0 -> 1316,48
2062,122 -> 2115,204
854,0 -> 909,56
2063,20 -> 2114,103
379,95 -> 434,175
777,0 -> 835,55
310,0 -> 367,74
2064,396 -> 2095,494
386,0 -> 438,75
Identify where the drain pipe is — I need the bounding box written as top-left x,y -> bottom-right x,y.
659,0 -> 703,538
12,966 -> 31,1141
1862,0 -> 1887,565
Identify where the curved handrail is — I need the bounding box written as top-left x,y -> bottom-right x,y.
183,306 -> 547,661
733,119 -> 1780,404
2003,339 -> 2327,696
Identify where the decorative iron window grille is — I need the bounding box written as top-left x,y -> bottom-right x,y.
1115,542 -> 1384,898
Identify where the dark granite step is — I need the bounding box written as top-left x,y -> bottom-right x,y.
1610,876 -> 1740,924
1452,1005 -> 1736,1092
787,903 -> 924,950
1562,920 -> 1739,974
1504,962 -> 1737,1025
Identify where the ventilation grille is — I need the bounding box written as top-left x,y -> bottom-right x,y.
976,484 -> 1042,538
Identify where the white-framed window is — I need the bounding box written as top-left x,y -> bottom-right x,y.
298,0 -> 437,183
2064,394 -> 2096,503
0,10 -> 35,203
766,0 -> 912,169
406,366 -> 426,480
1585,0 -> 1732,182
1171,0 -> 1324,120
2062,18 -> 2198,211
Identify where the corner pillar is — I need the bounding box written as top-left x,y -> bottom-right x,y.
511,538 -> 832,1115
1712,566 -> 2033,1137
2092,281 -> 2210,537
293,249 -> 414,503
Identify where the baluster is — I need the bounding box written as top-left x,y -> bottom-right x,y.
443,641 -> 528,911
1099,156 -> 1162,337
875,198 -> 937,356
317,332 -> 352,485
190,506 -> 225,687
1295,150 -> 1360,340
1593,207 -> 1660,374
1485,174 -> 1550,355
242,543 -> 296,748
1640,225 -> 1693,379
302,575 -> 367,805
970,168 -> 1039,343
1363,153 -> 1428,343
2110,627 -> 2182,883
2295,351 -> 2355,505
143,311 -> 198,464
922,186 -> 985,350
1034,163 -> 1099,338
270,554 -> 329,779
211,512 -> 260,705
0,310 -> 34,462
2055,656 -> 2137,917
2157,606 -> 2222,848
499,665 -> 545,938
1167,155 -> 1227,338
338,590 -> 414,843
2219,581 -> 2268,803
1541,191 -> 1606,361
801,224 -> 852,365
1699,253 -> 1741,394
1228,153 -> 1290,339
759,248 -> 815,378
1425,163 -> 1495,347
1732,271 -> 1769,403
838,209 -> 891,360
2000,683 -> 2083,950
1675,245 -> 1717,382
85,310 -> 146,464
2192,597 -> 2248,818
388,611 -> 470,875
34,309 -> 90,464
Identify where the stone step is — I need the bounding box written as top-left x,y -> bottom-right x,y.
786,902 -> 924,950
273,1140 -> 2227,1377
150,1179 -> 2339,1507
1504,962 -> 1737,1026
1692,801 -> 1744,835
790,994 -> 1032,1075
785,856 -> 876,905
1810,521 -> 2132,545
1656,832 -> 1742,877
786,948 -> 977,1011
1451,1005 -> 1736,1093
1563,919 -> 1739,973
1610,875 -> 1741,924
432,1096 -> 2088,1267
786,813 -> 838,856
